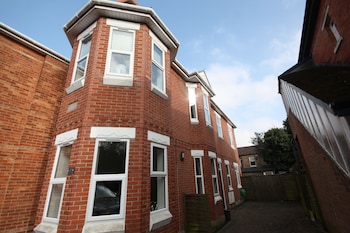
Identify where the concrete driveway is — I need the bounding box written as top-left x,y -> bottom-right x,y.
217,201 -> 326,233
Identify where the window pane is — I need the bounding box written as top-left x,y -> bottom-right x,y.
74,57 -> 87,81
152,63 -> 164,90
151,177 -> 165,211
46,184 -> 63,218
196,177 -> 203,194
111,30 -> 133,52
96,141 -> 126,174
190,105 -> 197,119
195,158 -> 201,175
55,145 -> 72,178
109,53 -> 130,74
153,44 -> 163,66
210,159 -> 216,175
93,181 -> 121,216
79,36 -> 91,59
213,177 -> 218,194
152,147 -> 164,172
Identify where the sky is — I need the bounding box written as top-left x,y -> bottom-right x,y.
0,0 -> 306,147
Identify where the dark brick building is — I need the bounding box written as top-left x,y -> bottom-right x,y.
278,0 -> 350,232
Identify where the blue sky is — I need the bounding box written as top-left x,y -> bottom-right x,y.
0,0 -> 306,147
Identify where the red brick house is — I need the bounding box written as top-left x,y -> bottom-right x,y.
0,23 -> 69,232
238,146 -> 274,176
0,1 -> 241,232
278,0 -> 350,232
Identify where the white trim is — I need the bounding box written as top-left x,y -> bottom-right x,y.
193,156 -> 205,194
55,128 -> 78,145
149,30 -> 167,52
147,130 -> 170,145
217,158 -> 222,163
191,150 -> 204,157
106,18 -> 140,30
186,83 -> 197,88
208,151 -> 216,158
83,220 -> 125,233
90,127 -> 136,139
224,160 -> 230,165
150,209 -> 172,231
77,22 -> 96,41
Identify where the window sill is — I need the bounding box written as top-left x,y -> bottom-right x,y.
151,85 -> 168,100
190,119 -> 199,124
83,219 -> 125,233
34,222 -> 58,233
214,195 -> 222,204
150,209 -> 172,231
66,78 -> 85,94
103,75 -> 133,87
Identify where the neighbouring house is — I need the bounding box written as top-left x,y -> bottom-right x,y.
238,146 -> 274,176
278,0 -> 350,232
0,0 -> 242,232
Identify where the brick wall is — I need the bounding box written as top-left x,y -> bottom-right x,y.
0,31 -> 68,232
289,113 -> 350,233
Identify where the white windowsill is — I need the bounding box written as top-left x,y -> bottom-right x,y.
150,209 -> 172,231
103,75 -> 133,86
214,195 -> 222,204
34,222 -> 58,233
66,78 -> 85,94
83,219 -> 125,233
151,85 -> 168,100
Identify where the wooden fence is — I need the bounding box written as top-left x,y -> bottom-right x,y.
241,173 -> 300,201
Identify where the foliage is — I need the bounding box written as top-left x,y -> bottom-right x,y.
251,120 -> 295,172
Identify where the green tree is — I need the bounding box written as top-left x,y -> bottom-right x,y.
252,122 -> 295,172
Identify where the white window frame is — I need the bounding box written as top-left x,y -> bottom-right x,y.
86,139 -> 130,222
202,89 -> 211,126
215,112 -> 223,138
103,19 -> 139,87
209,151 -> 221,203
233,162 -> 242,189
225,160 -> 233,191
83,127 -> 135,233
42,129 -> 78,224
321,5 -> 343,53
249,156 -> 257,167
227,123 -> 235,149
147,130 -> 172,231
191,150 -> 205,194
66,23 -> 96,94
186,83 -> 199,124
150,31 -> 168,99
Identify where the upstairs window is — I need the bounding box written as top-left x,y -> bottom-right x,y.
215,112 -> 223,138
227,124 -> 235,149
249,156 -> 257,167
73,35 -> 91,82
104,19 -> 139,86
187,83 -> 198,123
152,43 -> 165,93
322,5 -> 343,53
203,90 -> 211,126
107,29 -> 134,76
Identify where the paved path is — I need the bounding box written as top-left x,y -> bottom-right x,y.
217,201 -> 326,233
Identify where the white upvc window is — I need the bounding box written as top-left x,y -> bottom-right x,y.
73,35 -> 91,82
104,19 -> 139,86
66,23 -> 96,94
87,139 -> 129,221
209,151 -> 221,203
227,123 -> 235,149
150,143 -> 168,212
203,90 -> 211,126
215,112 -> 223,138
186,83 -> 199,123
322,5 -> 343,53
249,156 -> 257,167
43,129 -> 78,223
150,31 -> 167,98
233,162 -> 242,189
225,161 -> 233,190
147,130 -> 172,231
